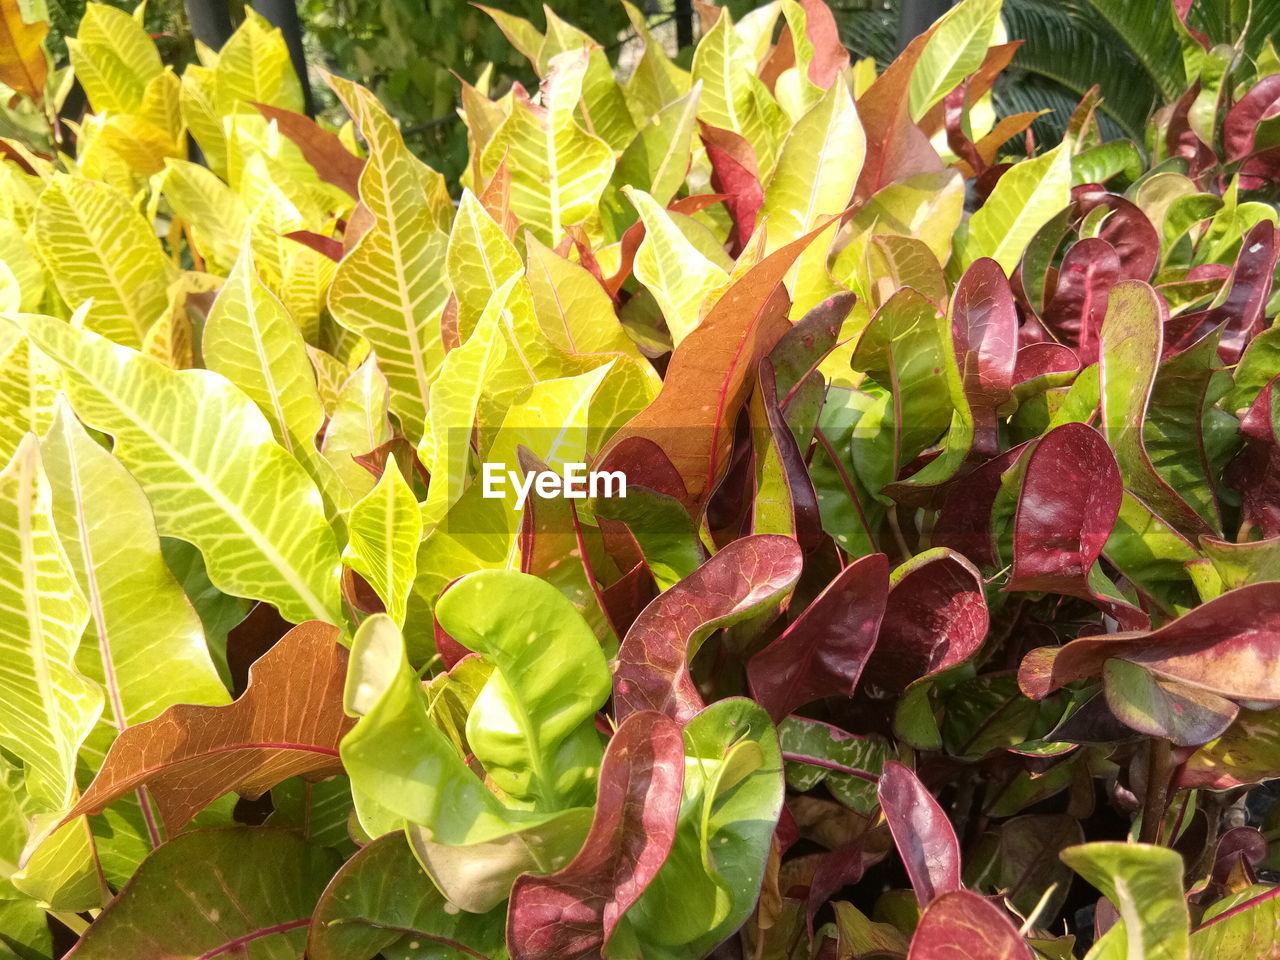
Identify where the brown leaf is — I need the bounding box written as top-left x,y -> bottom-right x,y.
62,622 -> 352,832
253,102 -> 365,197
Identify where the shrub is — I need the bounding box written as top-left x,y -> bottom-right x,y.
1,0 -> 1279,957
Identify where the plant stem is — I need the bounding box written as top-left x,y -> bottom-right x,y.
1140,738 -> 1175,845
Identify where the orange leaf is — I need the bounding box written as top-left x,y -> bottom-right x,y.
63,621 -> 352,832
0,0 -> 47,103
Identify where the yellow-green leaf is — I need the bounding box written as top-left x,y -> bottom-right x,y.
446,189 -> 523,342
0,333 -> 55,463
0,434 -> 101,812
213,8 -> 303,115
17,313 -> 344,625
344,462 -> 421,626
66,2 -> 160,115
202,244 -> 350,516
626,186 -> 729,345
479,50 -> 615,246
327,75 -> 450,442
34,175 -> 175,348
907,0 -> 1003,121
42,400 -> 230,738
321,354 -> 392,502
955,140 -> 1071,275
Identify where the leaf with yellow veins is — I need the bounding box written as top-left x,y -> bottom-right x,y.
0,435 -> 101,812
0,334 -> 56,464
480,50 -> 615,246
345,462 -> 421,626
34,175 -> 175,348
326,74 -> 450,443
446,189 -> 523,342
626,186 -> 729,346
203,245 -> 351,517
213,8 -> 303,114
18,312 -> 345,626
65,2 -> 160,115
322,354 -> 392,501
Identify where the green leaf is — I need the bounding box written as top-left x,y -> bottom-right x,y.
1191,885 -> 1280,958
34,175 -> 175,348
955,141 -> 1072,275
344,462 -> 421,626
626,186 -> 729,345
17,313 -> 344,625
1061,842 -> 1189,960
621,698 -> 784,959
0,435 -> 101,811
435,569 -> 610,809
68,827 -> 340,959
203,244 -> 350,517
309,832 -> 509,960
523,233 -> 641,357
908,0 -> 1003,121
327,75 -> 450,442
340,615 -> 590,912
604,83 -> 700,231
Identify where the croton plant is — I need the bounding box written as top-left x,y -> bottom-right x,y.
0,0 -> 1279,956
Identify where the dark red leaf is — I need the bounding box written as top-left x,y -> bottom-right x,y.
1227,375 -> 1280,539
1007,422 -> 1146,628
614,535 -> 803,724
877,761 -> 962,907
933,443 -> 1031,567
1071,187 -> 1159,282
860,550 -> 988,694
507,711 -> 685,960
754,358 -> 824,553
772,292 -> 856,448
748,552 -> 889,721
1224,75 -> 1280,161
284,230 -> 343,262
1042,238 -> 1121,364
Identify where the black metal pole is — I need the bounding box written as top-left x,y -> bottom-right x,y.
183,0 -> 233,49
257,0 -> 315,116
897,0 -> 954,52
674,0 -> 694,50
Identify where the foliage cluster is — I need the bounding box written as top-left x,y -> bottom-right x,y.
0,0 -> 1279,957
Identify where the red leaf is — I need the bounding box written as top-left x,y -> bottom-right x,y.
1227,375 -> 1280,538
1042,238 -> 1121,364
933,443 -> 1031,567
753,358 -> 824,552
855,31 -> 944,200
614,535 -> 803,724
284,230 -> 343,262
1224,75 -> 1280,162
861,550 -> 988,694
906,889 -> 1033,959
748,552 -> 889,721
701,123 -> 764,256
878,761 -> 962,907
507,711 -> 685,960
1072,187 -> 1159,282
793,0 -> 849,87
1019,581 -> 1280,701
951,259 -> 1018,456
251,102 -> 364,197
62,622 -> 352,831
